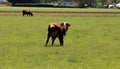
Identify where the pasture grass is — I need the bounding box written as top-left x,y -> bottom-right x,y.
0,15 -> 120,69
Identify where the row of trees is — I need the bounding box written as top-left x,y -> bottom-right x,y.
7,0 -> 120,7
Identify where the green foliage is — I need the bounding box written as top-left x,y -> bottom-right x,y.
0,15 -> 120,69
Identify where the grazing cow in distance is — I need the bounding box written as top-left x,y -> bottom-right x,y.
45,22 -> 70,46
23,10 -> 33,16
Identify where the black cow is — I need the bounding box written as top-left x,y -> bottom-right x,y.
23,10 -> 33,16
45,22 -> 70,46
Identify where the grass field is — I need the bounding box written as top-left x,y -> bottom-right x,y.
0,7 -> 120,69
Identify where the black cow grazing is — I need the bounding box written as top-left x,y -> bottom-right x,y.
45,22 -> 70,46
23,10 -> 33,16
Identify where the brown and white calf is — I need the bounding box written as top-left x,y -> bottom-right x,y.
45,22 -> 70,46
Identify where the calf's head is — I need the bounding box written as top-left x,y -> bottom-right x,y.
61,22 -> 70,31
61,22 -> 70,35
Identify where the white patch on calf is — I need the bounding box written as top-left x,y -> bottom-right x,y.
62,22 -> 68,31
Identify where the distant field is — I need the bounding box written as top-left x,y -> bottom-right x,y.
1,6 -> 120,13
1,6 -> 120,16
0,15 -> 120,69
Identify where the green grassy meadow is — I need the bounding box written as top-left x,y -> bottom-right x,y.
0,7 -> 120,69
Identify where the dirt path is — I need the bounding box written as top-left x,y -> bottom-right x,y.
0,11 -> 120,16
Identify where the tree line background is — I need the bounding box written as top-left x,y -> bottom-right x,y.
7,0 -> 120,8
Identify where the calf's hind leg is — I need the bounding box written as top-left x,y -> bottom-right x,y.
45,33 -> 50,46
52,37 -> 56,46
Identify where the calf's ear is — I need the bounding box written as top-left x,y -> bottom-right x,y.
61,22 -> 64,26
67,23 -> 70,26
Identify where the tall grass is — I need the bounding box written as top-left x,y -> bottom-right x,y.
0,16 -> 120,69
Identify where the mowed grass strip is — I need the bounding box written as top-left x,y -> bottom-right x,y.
0,16 -> 120,69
